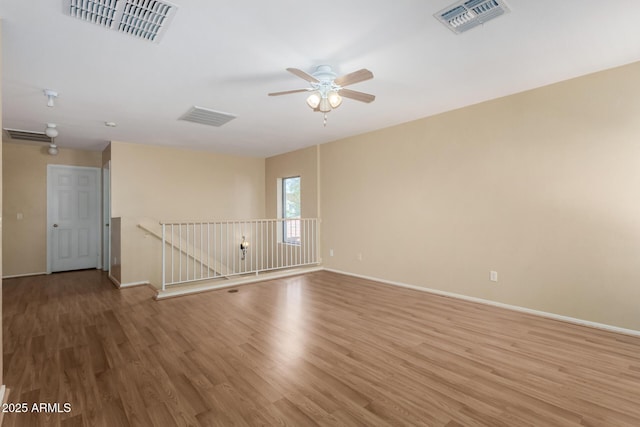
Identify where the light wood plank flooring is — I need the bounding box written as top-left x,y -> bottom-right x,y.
3,269 -> 640,426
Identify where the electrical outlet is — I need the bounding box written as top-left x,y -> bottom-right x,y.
357,253 -> 363,261
490,271 -> 498,282
329,249 -> 334,257
17,213 -> 23,220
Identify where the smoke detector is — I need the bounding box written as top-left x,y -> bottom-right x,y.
435,0 -> 511,34
68,0 -> 178,43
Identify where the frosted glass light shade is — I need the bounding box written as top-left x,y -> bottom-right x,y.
328,91 -> 342,108
45,126 -> 59,138
306,92 -> 321,109
318,98 -> 331,112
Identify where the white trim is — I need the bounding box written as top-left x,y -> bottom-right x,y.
108,274 -> 149,289
102,160 -> 111,272
2,272 -> 48,279
323,268 -> 640,338
108,273 -> 120,287
119,281 -> 150,288
0,384 -> 7,426
156,266 -> 323,300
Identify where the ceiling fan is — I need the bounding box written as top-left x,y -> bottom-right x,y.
268,65 -> 375,126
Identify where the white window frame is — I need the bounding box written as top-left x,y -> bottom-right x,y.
278,176 -> 301,245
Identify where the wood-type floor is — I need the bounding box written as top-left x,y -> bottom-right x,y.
3,269 -> 640,426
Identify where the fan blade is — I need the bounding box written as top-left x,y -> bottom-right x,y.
268,89 -> 309,96
340,88 -> 375,103
286,68 -> 319,83
334,69 -> 373,87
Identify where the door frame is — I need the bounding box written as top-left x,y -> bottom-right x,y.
102,161 -> 111,272
47,164 -> 102,274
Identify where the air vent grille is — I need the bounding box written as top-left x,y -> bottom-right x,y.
435,0 -> 510,34
4,128 -> 52,143
118,0 -> 173,41
68,0 -> 177,42
69,0 -> 119,27
179,106 -> 237,127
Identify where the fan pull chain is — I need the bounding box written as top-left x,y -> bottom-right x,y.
323,113 -> 328,127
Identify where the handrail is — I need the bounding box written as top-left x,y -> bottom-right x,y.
158,218 -> 319,290
159,218 -> 319,224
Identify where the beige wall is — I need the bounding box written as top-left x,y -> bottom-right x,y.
319,61 -> 640,331
265,146 -> 320,267
102,143 -> 110,165
265,145 -> 319,218
109,141 -> 265,286
2,141 -> 102,276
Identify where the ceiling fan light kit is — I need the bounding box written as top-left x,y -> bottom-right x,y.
269,65 -> 375,126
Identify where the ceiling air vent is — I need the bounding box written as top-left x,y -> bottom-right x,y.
4,128 -> 51,143
68,0 -> 177,43
179,106 -> 237,127
69,0 -> 119,28
435,0 -> 510,34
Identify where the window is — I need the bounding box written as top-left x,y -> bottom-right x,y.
282,176 -> 301,244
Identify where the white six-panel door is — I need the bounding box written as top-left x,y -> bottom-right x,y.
48,165 -> 101,272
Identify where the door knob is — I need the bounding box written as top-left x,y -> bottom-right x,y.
53,224 -> 58,228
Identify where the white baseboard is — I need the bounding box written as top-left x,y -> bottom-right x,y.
323,268 -> 640,338
108,274 -> 149,289
0,385 -> 7,426
119,281 -> 150,288
2,272 -> 48,279
108,273 -> 121,288
156,266 -> 324,300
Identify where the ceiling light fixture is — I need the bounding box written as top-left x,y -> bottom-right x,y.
304,67 -> 342,125
45,123 -> 59,156
328,91 -> 342,109
306,92 -> 321,109
44,89 -> 58,108
304,83 -> 340,125
269,65 -> 375,127
44,123 -> 58,138
318,98 -> 331,113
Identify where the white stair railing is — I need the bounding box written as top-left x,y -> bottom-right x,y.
160,218 -> 319,290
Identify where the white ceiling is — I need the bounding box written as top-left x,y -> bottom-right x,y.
2,0 -> 640,158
